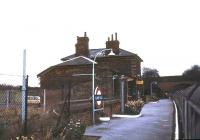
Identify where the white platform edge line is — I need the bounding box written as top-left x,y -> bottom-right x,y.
149,101 -> 159,104
173,100 -> 179,140
112,113 -> 142,118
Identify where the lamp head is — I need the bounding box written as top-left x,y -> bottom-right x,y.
108,49 -> 115,56
112,75 -> 119,79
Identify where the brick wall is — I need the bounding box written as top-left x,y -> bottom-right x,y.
71,99 -> 120,125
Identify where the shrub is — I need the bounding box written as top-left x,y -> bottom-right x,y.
125,99 -> 144,115
0,109 -> 22,139
145,95 -> 159,102
53,119 -> 86,140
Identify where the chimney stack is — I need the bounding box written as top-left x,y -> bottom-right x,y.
106,32 -> 120,55
75,32 -> 89,57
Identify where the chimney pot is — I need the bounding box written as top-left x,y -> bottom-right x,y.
105,33 -> 120,55
75,33 -> 89,57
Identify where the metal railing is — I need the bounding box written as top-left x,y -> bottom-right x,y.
172,83 -> 200,139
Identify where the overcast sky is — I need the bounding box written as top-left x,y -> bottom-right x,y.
0,0 -> 200,86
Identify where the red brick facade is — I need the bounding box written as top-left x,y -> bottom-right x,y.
38,33 -> 142,123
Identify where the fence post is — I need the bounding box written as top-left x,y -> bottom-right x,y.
6,90 -> 10,108
24,75 -> 28,135
184,99 -> 188,139
188,104 -> 191,139
22,75 -> 28,136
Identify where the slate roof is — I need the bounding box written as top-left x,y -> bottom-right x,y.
61,48 -> 143,61
37,56 -> 96,77
38,48 -> 142,77
56,56 -> 96,66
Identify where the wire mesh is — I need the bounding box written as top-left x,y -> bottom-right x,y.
0,74 -> 23,139
0,73 -> 120,139
0,87 -> 22,139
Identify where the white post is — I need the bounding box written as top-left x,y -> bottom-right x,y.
138,90 -> 140,99
150,82 -> 153,96
120,75 -> 125,114
92,61 -> 95,124
43,89 -> 46,112
112,77 -> 115,97
21,49 -> 26,124
150,81 -> 157,96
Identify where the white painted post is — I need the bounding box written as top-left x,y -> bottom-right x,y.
21,49 -> 26,125
138,90 -> 140,99
120,75 -> 126,114
43,89 -> 46,112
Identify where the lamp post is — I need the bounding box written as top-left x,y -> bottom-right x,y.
150,81 -> 157,96
92,48 -> 114,125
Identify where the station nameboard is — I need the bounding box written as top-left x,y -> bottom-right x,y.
136,80 -> 144,85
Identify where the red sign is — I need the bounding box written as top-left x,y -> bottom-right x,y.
95,86 -> 103,108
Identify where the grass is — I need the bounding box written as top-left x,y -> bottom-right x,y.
0,106 -> 87,140
0,108 -> 21,139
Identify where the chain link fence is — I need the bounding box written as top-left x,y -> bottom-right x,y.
0,73 -> 120,139
0,74 -> 43,139
0,85 -> 22,139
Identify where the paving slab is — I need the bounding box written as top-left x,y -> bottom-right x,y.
84,99 -> 174,140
